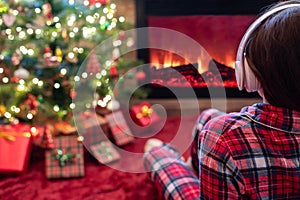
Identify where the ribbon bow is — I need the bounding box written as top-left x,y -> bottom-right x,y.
0,132 -> 31,141
136,105 -> 153,119
53,149 -> 76,167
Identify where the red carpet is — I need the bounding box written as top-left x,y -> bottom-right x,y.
0,115 -> 198,200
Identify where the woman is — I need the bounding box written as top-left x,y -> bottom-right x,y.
144,1 -> 300,199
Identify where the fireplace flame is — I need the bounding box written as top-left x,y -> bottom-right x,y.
151,50 -> 235,71
151,51 -> 189,69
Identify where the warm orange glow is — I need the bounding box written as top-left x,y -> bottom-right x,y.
150,49 -> 235,71
150,50 -> 189,68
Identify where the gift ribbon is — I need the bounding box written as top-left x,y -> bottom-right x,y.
136,105 -> 153,119
0,132 -> 31,141
54,149 -> 78,167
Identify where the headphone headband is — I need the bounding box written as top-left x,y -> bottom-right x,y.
235,3 -> 300,92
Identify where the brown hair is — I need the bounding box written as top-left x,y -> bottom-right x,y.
246,0 -> 300,111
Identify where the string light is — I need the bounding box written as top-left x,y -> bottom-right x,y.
27,113 -> 33,120
83,0 -> 89,6
53,17 -> 60,23
38,80 -> 44,87
119,16 -> 125,22
0,0 -> 126,121
4,112 -> 11,119
68,0 -> 75,5
27,29 -> 34,35
101,69 -> 107,76
28,49 -> 34,56
53,105 -> 60,112
103,8 -> 108,14
69,32 -> 75,38
96,73 -> 102,79
74,76 -> 80,82
95,3 -> 101,8
60,68 -> 67,75
55,23 -> 61,29
81,72 -> 88,78
35,8 -> 41,13
78,48 -> 84,54
16,27 -> 22,32
70,103 -> 75,109
54,83 -> 61,89
2,77 -> 9,83
110,3 -> 116,9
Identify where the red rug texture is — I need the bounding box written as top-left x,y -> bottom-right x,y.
0,115 -> 198,200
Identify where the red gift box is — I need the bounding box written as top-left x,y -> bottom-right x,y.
0,130 -> 32,173
45,136 -> 84,179
105,111 -> 134,146
130,102 -> 160,127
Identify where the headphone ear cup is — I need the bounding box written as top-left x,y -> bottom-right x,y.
235,60 -> 245,91
244,58 -> 260,92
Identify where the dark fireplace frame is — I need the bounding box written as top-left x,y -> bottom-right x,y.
135,0 -> 277,98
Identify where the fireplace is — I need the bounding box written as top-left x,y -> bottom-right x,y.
135,0 -> 277,98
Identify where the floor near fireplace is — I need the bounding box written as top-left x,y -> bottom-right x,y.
131,98 -> 261,117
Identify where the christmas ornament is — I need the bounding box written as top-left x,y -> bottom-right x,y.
37,95 -> 44,103
43,50 -> 59,67
14,67 -> 30,79
126,72 -> 133,79
70,89 -> 77,99
55,47 -> 63,63
42,3 -> 53,24
109,65 -> 118,78
11,50 -> 23,66
112,48 -> 120,60
2,14 -> 16,27
88,0 -> 110,6
86,51 -> 100,74
135,70 -> 146,81
0,104 -> 6,115
119,31 -> 125,41
0,0 -> 8,13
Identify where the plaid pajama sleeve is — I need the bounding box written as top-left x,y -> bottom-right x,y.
144,144 -> 200,200
191,108 -> 226,175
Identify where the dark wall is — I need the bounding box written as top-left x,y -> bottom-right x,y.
136,0 -> 278,61
137,0 -> 278,16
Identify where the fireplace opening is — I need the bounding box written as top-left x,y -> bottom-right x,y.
136,0 -> 277,98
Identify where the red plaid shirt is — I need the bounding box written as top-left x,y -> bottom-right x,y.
144,103 -> 300,199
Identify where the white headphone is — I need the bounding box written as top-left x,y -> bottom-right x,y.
235,2 -> 300,92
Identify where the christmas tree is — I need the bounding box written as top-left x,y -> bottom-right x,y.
0,0 -> 142,124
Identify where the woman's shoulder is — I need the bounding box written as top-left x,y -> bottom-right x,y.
202,111 -> 251,137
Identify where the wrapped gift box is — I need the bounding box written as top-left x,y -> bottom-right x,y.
79,112 -> 110,147
90,140 -> 120,164
130,102 -> 160,127
0,129 -> 32,173
105,111 -> 134,146
45,136 -> 84,179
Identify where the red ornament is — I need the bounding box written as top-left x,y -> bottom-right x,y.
119,31 -> 125,41
44,46 -> 51,53
135,71 -> 146,81
109,66 -> 118,77
70,90 -> 77,99
88,0 -> 110,5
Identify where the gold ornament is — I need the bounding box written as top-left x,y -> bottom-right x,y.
0,104 -> 6,115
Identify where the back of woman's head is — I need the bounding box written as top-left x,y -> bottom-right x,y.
246,0 -> 300,110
